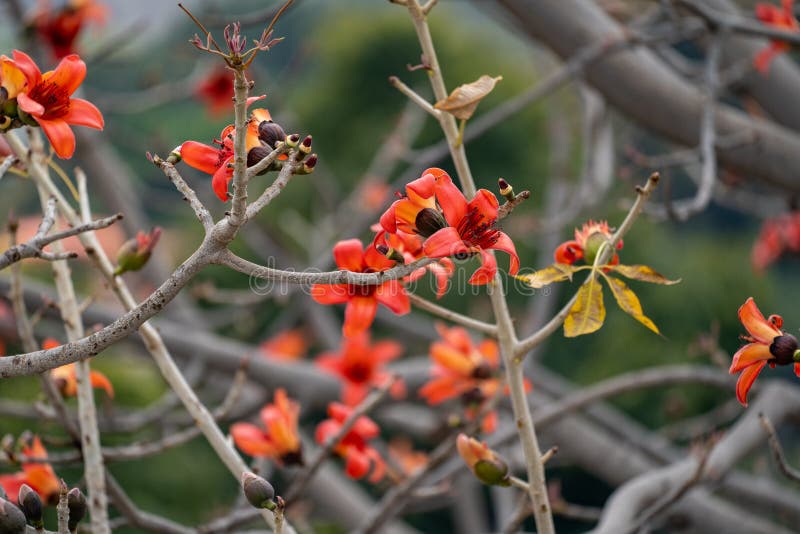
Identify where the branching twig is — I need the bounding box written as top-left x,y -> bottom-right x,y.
407,293 -> 498,336
759,413 -> 800,483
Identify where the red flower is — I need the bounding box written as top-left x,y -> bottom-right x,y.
180,98 -> 288,201
754,0 -> 799,73
381,168 -> 519,285
730,298 -> 800,406
311,239 -> 410,337
195,65 -> 235,116
554,220 -> 622,266
31,0 -> 107,59
373,226 -> 454,298
260,329 -> 308,361
751,212 -> 800,272
11,50 -> 104,159
316,332 -> 405,406
0,436 -> 60,505
419,323 -> 529,433
315,402 -> 385,482
230,388 -> 303,465
42,338 -> 113,398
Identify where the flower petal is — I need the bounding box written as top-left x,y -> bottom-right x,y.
42,54 -> 86,96
739,297 -> 781,344
231,423 -> 275,457
423,227 -> 470,258
434,175 -> 468,228
11,50 -> 41,86
343,295 -> 378,337
491,232 -> 519,275
37,118 -> 75,159
468,247 -> 497,285
180,141 -> 221,175
467,189 -> 499,226
17,91 -> 45,117
730,343 -> 773,373
344,448 -> 371,479
310,283 -> 351,305
375,281 -> 410,315
63,98 -> 104,129
211,159 -> 233,201
735,360 -> 767,407
333,239 -> 366,272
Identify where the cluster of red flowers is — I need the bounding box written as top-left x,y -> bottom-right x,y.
754,0 -> 799,74
0,49 -> 103,158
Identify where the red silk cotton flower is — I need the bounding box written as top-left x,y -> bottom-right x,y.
380,168 -> 519,285
751,211 -> 800,272
230,388 -> 304,465
180,98 -> 288,201
195,65 -> 235,116
754,0 -> 799,73
730,297 -> 800,406
315,402 -> 385,482
311,239 -> 410,337
30,0 -> 108,60
0,436 -> 60,505
554,220 -> 622,266
10,50 -> 103,159
316,332 -> 405,406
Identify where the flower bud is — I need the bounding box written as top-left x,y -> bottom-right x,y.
300,154 -> 318,175
415,208 -> 447,238
167,145 -> 182,164
582,232 -> 609,265
258,121 -> 287,150
67,487 -> 87,532
285,134 -> 300,149
498,178 -> 514,201
376,244 -> 405,264
242,472 -> 276,511
299,135 -> 312,155
114,228 -> 162,276
770,334 -> 799,365
18,484 -> 42,529
0,497 -> 26,534
456,434 -> 509,486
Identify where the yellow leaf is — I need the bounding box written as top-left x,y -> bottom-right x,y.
516,264 -> 576,289
434,75 -> 502,120
564,277 -> 605,337
611,264 -> 680,285
602,275 -> 661,334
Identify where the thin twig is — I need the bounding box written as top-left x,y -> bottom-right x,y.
759,413 -> 800,483
407,293 -> 498,336
0,155 -> 16,180
155,160 -> 214,232
388,76 -> 441,118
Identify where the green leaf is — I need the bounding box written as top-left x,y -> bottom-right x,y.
610,264 -> 680,285
602,274 -> 661,334
516,264 -> 576,289
564,277 -> 605,337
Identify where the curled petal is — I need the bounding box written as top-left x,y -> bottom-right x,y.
211,159 -> 234,201
739,297 -> 781,344
467,189 -> 500,226
43,54 -> 86,95
468,247 -> 497,285
89,370 -> 114,398
735,360 -> 767,406
492,232 -> 519,275
37,117 -> 76,159
380,202 -> 399,233
730,343 -> 772,374
63,98 -> 104,129
180,141 -> 221,175
434,176 -> 468,228
12,50 -> 41,86
17,91 -> 46,117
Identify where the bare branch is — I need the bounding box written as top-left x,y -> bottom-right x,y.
759,413 -> 800,483
407,293 -> 498,336
155,160 -> 214,232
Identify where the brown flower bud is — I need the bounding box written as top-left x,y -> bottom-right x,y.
415,208 -> 447,238
67,487 -> 87,532
258,121 -> 287,150
0,497 -> 26,534
242,472 -> 276,510
18,484 -> 42,529
770,334 -> 799,365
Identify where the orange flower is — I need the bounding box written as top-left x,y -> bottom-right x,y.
180,97 -> 288,201
381,168 -> 519,285
316,332 -> 405,406
195,65 -> 235,116
554,220 -> 622,266
387,437 -> 427,480
311,239 -> 410,337
11,50 -> 103,159
315,402 -> 385,482
456,433 -> 509,486
0,436 -> 60,505
754,0 -> 799,73
42,338 -> 114,398
260,329 -> 308,361
730,298 -> 799,406
373,226 -> 454,298
30,0 -> 108,59
230,388 -> 303,465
